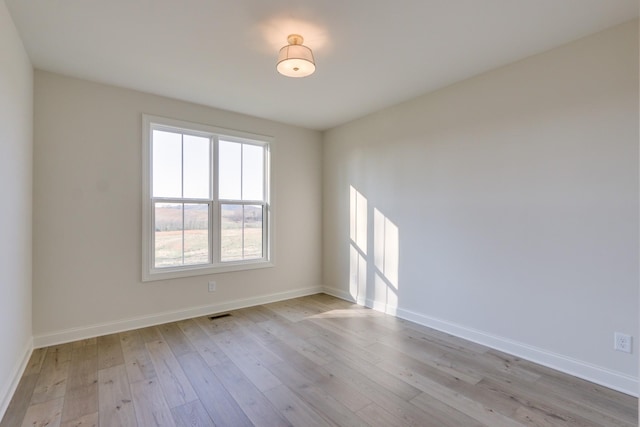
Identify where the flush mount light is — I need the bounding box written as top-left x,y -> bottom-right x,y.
276,34 -> 316,78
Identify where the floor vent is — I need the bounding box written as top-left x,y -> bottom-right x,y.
208,313 -> 231,320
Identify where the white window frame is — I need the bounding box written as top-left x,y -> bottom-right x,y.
142,114 -> 273,281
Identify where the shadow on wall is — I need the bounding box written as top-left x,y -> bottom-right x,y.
349,185 -> 399,313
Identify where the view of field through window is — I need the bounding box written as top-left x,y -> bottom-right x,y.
151,129 -> 266,269
154,204 -> 263,266
221,204 -> 263,262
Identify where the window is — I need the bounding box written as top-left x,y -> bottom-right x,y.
142,115 -> 272,281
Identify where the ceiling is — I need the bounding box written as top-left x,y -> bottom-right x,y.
6,1 -> 638,131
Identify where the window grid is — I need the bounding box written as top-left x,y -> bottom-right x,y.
143,115 -> 272,281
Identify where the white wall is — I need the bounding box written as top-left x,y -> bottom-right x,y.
33,71 -> 323,344
0,0 -> 33,416
323,20 -> 639,395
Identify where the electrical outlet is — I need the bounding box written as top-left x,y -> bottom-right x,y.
208,281 -> 216,292
614,332 -> 632,354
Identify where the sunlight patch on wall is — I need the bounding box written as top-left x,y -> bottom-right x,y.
349,186 -> 400,308
349,240 -> 367,301
349,186 -> 368,301
350,185 -> 367,255
374,208 -> 398,287
374,208 -> 399,308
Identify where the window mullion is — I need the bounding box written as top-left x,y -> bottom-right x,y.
181,203 -> 185,266
208,200 -> 218,264
263,202 -> 268,261
144,115 -> 271,281
212,136 -> 219,265
241,205 -> 245,259
263,145 -> 269,261
263,144 -> 269,204
181,134 -> 185,265
240,144 -> 244,201
151,199 -> 156,268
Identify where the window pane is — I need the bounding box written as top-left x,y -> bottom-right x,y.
218,140 -> 241,200
183,135 -> 210,199
152,130 -> 182,198
243,205 -> 263,259
154,203 -> 183,267
221,204 -> 243,262
184,204 -> 209,265
242,144 -> 264,201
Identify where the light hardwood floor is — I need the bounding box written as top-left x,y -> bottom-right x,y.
1,294 -> 637,426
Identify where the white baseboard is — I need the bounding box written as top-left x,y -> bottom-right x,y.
322,287 -> 399,316
396,307 -> 639,397
28,284 -> 640,397
322,286 -> 639,397
0,338 -> 33,421
322,287 -> 361,304
33,286 -> 323,348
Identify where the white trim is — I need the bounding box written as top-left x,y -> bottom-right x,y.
142,114 -> 153,279
33,287 -> 323,348
322,286 -> 639,397
0,338 -> 33,421
23,285 -> 638,398
143,260 -> 275,282
265,140 -> 275,267
323,286 -> 363,306
144,115 -> 274,144
395,307 -> 639,397
142,114 -> 274,282
322,286 -> 355,302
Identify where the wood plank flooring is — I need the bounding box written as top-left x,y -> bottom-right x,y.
2,294 -> 637,426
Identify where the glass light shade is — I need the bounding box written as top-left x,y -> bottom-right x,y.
277,44 -> 315,78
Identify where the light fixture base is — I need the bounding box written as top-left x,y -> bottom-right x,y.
287,34 -> 304,45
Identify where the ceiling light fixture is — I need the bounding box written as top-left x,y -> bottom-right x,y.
276,34 -> 315,78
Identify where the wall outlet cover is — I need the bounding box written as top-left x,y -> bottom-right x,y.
614,332 -> 632,354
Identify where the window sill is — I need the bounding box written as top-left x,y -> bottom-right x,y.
142,260 -> 274,282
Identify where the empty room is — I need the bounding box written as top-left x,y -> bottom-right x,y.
1,1 -> 638,426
